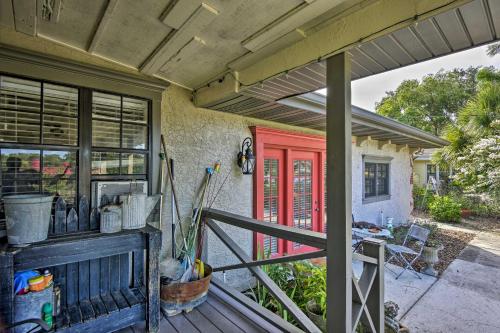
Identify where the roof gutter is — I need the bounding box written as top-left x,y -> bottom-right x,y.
278,93 -> 449,147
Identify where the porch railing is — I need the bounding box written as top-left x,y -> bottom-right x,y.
203,208 -> 385,333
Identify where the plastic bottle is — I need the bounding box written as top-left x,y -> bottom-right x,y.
386,217 -> 394,236
42,302 -> 53,329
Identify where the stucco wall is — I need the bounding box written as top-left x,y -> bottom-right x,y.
351,140 -> 413,226
413,160 -> 428,188
160,85 -> 322,289
161,85 -> 413,288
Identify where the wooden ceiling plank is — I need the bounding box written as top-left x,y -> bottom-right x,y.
160,0 -> 201,30
88,0 -> 119,53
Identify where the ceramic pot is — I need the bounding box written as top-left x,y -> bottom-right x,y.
306,300 -> 326,332
422,246 -> 439,276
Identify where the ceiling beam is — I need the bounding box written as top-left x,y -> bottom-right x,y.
160,0 -> 200,30
140,3 -> 219,75
13,0 -> 37,36
88,0 -> 119,53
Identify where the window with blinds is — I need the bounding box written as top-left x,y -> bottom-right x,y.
0,75 -> 79,209
91,92 -> 149,176
263,159 -> 279,255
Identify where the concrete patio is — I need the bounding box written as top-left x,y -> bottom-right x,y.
401,231 -> 500,332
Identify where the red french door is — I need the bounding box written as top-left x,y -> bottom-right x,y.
253,127 -> 326,258
287,151 -> 320,254
257,149 -> 322,257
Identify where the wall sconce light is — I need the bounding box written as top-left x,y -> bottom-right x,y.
237,137 -> 255,175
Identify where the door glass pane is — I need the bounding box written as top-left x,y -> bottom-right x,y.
263,159 -> 279,255
0,76 -> 41,143
293,160 -> 313,249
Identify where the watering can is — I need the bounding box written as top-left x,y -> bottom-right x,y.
120,193 -> 160,229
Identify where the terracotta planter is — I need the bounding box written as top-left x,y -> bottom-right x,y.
422,246 -> 439,276
306,300 -> 326,332
160,264 -> 212,316
460,208 -> 472,218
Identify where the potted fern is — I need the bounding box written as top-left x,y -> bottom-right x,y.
304,266 -> 327,332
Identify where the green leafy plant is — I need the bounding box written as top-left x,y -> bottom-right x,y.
413,185 -> 435,211
303,265 -> 327,319
429,195 -> 461,223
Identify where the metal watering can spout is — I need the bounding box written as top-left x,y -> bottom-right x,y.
145,194 -> 161,217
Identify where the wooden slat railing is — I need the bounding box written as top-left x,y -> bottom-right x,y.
203,208 -> 385,333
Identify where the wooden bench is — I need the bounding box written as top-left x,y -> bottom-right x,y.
0,226 -> 161,333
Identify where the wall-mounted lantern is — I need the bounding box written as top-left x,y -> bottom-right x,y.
237,137 -> 255,175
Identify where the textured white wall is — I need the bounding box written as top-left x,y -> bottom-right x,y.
160,85 -> 322,289
351,140 -> 413,226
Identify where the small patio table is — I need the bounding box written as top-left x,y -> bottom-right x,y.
352,227 -> 393,239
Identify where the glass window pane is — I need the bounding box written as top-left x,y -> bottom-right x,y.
122,123 -> 147,149
0,76 -> 41,143
43,84 -> 78,117
92,152 -> 120,175
121,153 -> 146,174
364,162 -> 376,198
1,149 -> 41,195
43,115 -> 78,145
42,151 -> 77,205
123,97 -> 148,124
92,120 -> 120,148
92,92 -> 121,121
377,163 -> 389,195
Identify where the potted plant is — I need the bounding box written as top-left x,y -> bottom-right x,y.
421,237 -> 442,276
303,266 -> 327,332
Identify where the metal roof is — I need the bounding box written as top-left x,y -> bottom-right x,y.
241,0 -> 499,101
209,92 -> 448,148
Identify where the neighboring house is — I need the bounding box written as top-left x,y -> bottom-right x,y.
414,149 -> 451,189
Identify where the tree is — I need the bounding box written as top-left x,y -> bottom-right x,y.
436,68 -> 500,197
375,67 -> 479,136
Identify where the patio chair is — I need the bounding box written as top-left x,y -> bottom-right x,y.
385,224 -> 430,279
352,214 -> 363,252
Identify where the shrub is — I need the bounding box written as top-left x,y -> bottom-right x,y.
413,186 -> 434,211
429,195 -> 461,223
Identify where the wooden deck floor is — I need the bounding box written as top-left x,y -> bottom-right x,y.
116,281 -> 300,333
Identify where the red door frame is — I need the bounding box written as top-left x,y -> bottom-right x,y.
252,126 -> 326,258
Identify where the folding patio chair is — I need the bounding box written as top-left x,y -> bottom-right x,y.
351,214 -> 363,252
385,224 -> 430,279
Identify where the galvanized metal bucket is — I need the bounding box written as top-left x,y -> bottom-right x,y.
3,194 -> 53,246
13,285 -> 53,333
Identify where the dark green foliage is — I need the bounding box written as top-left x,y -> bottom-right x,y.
428,195 -> 461,223
376,67 -> 479,136
412,186 -> 435,211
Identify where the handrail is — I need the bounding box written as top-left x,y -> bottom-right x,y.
204,209 -> 385,333
203,208 -> 326,249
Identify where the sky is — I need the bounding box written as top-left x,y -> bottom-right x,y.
317,44 -> 500,111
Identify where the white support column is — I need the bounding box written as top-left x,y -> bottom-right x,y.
326,52 -> 352,333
